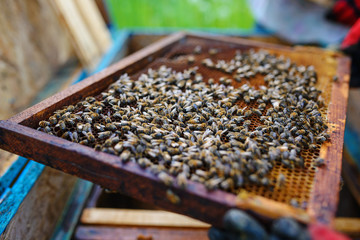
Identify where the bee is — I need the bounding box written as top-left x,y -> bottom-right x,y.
104,115 -> 112,123
61,131 -> 70,139
314,157 -> 325,167
83,115 -> 92,123
94,123 -> 105,131
249,174 -> 259,184
315,136 -> 326,143
260,177 -> 270,186
58,120 -> 66,131
166,189 -> 181,204
253,109 -> 262,116
220,178 -> 234,191
98,131 -> 112,140
277,173 -> 286,187
194,45 -> 202,54
83,132 -> 95,142
70,131 -> 79,143
65,118 -> 75,126
49,116 -> 57,125
205,178 -> 222,191
120,150 -> 131,163
188,160 -> 203,168
224,78 -> 232,86
290,198 -> 299,208
138,158 -> 152,169
158,172 -> 173,186
187,55 -> 195,64
296,129 -> 306,135
39,121 -> 50,128
209,48 -> 218,55
94,144 -> 102,151
79,139 -> 89,145
122,126 -> 131,132
85,96 -> 96,103
106,123 -> 117,131
176,173 -> 188,189
258,103 -> 266,111
243,120 -> 251,127
66,105 -> 75,112
44,126 -> 52,133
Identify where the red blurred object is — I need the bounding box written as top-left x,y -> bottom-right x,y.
342,18 -> 360,48
309,224 -> 351,240
332,0 -> 359,26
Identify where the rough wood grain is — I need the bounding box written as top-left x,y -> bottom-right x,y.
307,57 -> 350,226
81,208 -> 210,228
334,217 -> 360,235
0,120 -> 235,227
74,0 -> 112,54
52,0 -> 100,70
0,167 -> 77,240
75,226 -> 208,240
0,0 -> 73,120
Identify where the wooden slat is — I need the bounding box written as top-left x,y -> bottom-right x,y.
334,218 -> 360,235
52,0 -> 100,70
75,226 -> 208,240
342,148 -> 360,206
74,0 -> 112,54
307,56 -> 350,226
0,0 -> 73,119
0,120 -> 235,228
81,208 -> 210,228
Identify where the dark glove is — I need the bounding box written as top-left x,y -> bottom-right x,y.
208,209 -> 311,240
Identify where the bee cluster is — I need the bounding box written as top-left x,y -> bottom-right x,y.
37,49 -> 329,195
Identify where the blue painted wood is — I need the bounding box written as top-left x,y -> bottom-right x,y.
92,30 -> 130,74
0,157 -> 28,195
0,161 -> 45,234
50,180 -> 93,240
344,122 -> 360,169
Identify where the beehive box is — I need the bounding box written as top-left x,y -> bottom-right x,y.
0,33 -> 350,227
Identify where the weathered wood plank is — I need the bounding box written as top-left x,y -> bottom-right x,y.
0,120 -> 235,227
334,217 -> 360,236
307,56 -> 350,226
74,0 -> 112,54
0,165 -> 77,240
52,0 -> 100,70
81,208 -> 210,228
0,0 -> 73,120
74,226 -> 208,240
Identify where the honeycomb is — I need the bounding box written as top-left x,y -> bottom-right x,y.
41,37 -> 336,210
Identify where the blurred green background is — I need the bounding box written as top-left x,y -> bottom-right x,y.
107,0 -> 254,30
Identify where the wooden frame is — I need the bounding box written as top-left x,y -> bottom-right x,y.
0,32 -> 350,227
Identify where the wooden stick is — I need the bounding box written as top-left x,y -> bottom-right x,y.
52,0 -> 100,70
81,208 -> 210,228
334,218 -> 360,235
74,0 -> 112,54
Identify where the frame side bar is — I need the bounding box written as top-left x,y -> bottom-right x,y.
0,120 -> 235,227
307,56 -> 351,225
